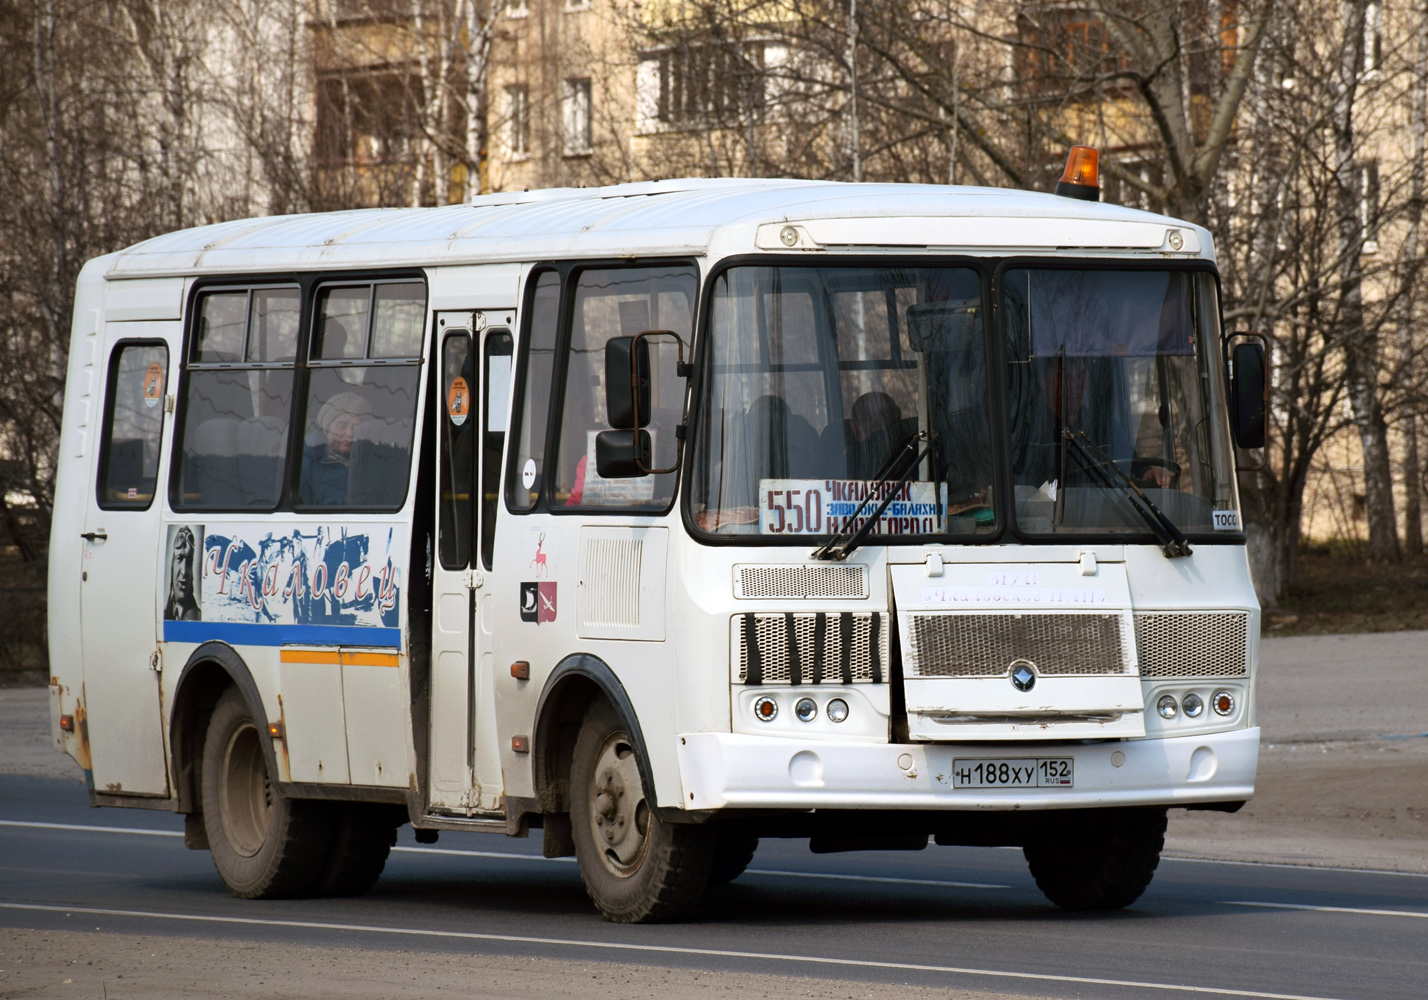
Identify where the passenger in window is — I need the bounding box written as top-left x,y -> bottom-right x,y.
849,391 -> 904,479
301,391 -> 372,505
568,454 -> 587,505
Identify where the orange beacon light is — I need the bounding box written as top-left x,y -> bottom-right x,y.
1055,145 -> 1100,201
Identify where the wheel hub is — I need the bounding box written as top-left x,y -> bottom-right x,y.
588,735 -> 650,876
219,721 -> 272,858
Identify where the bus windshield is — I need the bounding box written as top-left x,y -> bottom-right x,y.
690,264 -> 996,538
1004,268 -> 1239,536
689,263 -> 1240,542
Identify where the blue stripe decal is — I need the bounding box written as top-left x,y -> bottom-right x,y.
162,621 -> 401,648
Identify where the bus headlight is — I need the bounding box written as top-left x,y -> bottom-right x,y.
826,698 -> 849,723
1212,691 -> 1236,716
753,697 -> 778,722
1182,693 -> 1204,718
795,697 -> 818,722
1157,695 -> 1179,720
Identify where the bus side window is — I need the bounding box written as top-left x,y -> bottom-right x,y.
481,331 -> 513,569
97,342 -> 169,509
553,264 -> 697,508
296,281 -> 425,510
506,269 -> 560,511
173,287 -> 298,510
439,331 -> 475,569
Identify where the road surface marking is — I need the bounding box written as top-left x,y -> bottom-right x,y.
0,902 -> 1346,1000
0,820 -> 181,838
1224,900 -> 1428,919
1166,856 -> 1428,878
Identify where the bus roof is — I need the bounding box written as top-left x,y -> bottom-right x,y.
99,178 -> 1212,279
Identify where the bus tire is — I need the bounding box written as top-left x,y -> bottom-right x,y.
317,804 -> 397,897
569,700 -> 714,923
201,687 -> 332,899
709,831 -> 759,885
1023,807 -> 1167,911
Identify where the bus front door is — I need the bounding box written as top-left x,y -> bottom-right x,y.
428,315 -> 511,814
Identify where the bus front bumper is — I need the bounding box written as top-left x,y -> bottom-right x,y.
675,727 -> 1258,811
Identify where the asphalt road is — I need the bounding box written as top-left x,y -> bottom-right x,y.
2,775 -> 1424,1000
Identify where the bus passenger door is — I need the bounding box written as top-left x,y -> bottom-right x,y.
79,331 -> 175,796
428,316 -> 512,813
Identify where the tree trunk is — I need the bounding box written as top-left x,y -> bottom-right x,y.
1397,0 -> 1428,556
1334,0 -> 1399,561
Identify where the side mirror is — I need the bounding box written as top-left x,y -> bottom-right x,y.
595,429 -> 652,479
605,336 -> 650,430
1229,339 -> 1267,450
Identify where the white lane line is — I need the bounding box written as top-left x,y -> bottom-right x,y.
393,846 -> 574,863
1167,856 -> 1428,879
392,848 -> 1008,888
0,820 -> 181,838
0,902 -> 1346,1000
1224,901 -> 1428,920
742,868 -> 1007,890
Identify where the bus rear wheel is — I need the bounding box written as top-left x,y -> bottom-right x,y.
317,803 -> 398,897
1023,807 -> 1167,910
201,687 -> 332,899
569,700 -> 715,923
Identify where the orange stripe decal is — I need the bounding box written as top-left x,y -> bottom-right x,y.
280,649 -> 340,664
278,649 -> 398,667
342,652 -> 400,667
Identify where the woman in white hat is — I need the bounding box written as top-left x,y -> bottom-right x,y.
300,390 -> 372,505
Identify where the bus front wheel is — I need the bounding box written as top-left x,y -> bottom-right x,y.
1023,806 -> 1167,910
569,700 -> 715,922
201,687 -> 332,898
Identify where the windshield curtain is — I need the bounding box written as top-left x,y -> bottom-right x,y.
1004,268 -> 1239,535
690,265 -> 997,539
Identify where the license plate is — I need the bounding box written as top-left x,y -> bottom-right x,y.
951,758 -> 1074,788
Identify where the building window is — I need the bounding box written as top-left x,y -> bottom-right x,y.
506,85 -> 530,158
644,42 -> 765,128
562,78 -> 592,156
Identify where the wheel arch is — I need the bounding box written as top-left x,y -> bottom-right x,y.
531,653 -> 657,818
170,642 -> 276,814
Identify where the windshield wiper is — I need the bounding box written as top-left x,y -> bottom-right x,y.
812,431 -> 938,562
1061,429 -> 1193,558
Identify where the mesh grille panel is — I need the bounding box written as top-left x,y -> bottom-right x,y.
736,564 -> 868,599
583,538 -> 642,627
735,612 -> 886,684
1135,612 -> 1249,677
905,613 -> 1132,677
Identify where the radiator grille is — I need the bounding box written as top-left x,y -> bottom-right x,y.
735,612 -> 886,684
1134,612 -> 1249,677
582,538 -> 643,627
904,612 -> 1133,677
735,564 -> 868,599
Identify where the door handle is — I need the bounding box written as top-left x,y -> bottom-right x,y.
81,530 -> 108,542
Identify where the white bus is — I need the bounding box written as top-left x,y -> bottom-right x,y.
48,156 -> 1266,922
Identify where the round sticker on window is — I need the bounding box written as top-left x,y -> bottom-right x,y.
522,459 -> 537,490
142,362 -> 164,408
447,376 -> 470,426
